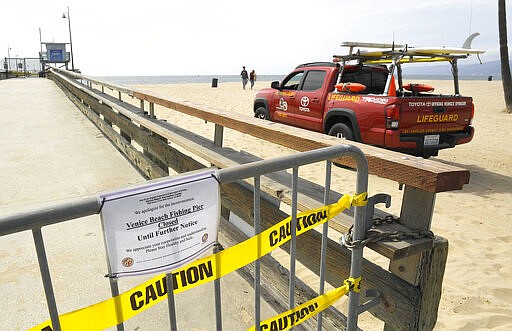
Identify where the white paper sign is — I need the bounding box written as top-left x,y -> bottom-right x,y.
100,169 -> 220,277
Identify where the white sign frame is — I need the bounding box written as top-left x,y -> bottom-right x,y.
99,168 -> 220,277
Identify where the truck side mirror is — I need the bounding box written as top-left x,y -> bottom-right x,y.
271,81 -> 280,89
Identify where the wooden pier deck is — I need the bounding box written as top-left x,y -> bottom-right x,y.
0,78 -> 143,210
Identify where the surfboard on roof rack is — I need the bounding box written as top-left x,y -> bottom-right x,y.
335,33 -> 485,65
340,41 -> 406,49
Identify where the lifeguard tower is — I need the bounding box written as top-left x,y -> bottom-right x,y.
39,42 -> 71,73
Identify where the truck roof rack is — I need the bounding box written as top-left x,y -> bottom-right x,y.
335,39 -> 484,96
295,62 -> 340,69
335,40 -> 485,65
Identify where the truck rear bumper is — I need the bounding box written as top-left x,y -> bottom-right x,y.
385,127 -> 474,156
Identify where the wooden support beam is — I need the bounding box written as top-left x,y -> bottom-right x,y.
214,123 -> 224,147
385,186 -> 446,330
384,237 -> 448,331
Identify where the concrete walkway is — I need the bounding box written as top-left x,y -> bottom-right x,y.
0,78 -> 144,211
0,78 -> 272,330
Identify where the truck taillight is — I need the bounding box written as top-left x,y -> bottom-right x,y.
470,103 -> 475,125
385,104 -> 400,129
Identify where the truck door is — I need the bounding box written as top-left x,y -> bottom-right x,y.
291,70 -> 328,131
273,71 -> 304,125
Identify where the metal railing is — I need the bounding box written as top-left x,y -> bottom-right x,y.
2,57 -> 42,77
0,145 -> 369,331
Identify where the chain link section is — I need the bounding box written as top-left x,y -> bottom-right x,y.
341,215 -> 435,249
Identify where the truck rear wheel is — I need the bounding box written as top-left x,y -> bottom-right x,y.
422,150 -> 438,159
328,123 -> 354,141
254,107 -> 270,120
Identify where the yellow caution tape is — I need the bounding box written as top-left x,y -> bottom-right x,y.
248,277 -> 361,331
29,193 -> 366,331
351,192 -> 367,207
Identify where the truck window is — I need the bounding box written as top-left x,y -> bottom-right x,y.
282,72 -> 304,90
301,70 -> 326,91
341,67 -> 388,94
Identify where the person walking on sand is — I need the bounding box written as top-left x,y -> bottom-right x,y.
241,66 -> 249,89
250,69 -> 257,89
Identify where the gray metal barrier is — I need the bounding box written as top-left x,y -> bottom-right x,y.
0,145 -> 369,331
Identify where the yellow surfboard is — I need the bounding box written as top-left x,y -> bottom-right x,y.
335,36 -> 485,65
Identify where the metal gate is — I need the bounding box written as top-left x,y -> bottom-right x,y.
0,145 -> 371,331
2,57 -> 42,77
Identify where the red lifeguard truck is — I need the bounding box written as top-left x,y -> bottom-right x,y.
254,39 -> 484,158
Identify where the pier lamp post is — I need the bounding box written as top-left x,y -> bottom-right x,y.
7,46 -> 11,73
62,6 -> 74,71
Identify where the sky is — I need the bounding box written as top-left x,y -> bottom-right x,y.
1,0 -> 508,76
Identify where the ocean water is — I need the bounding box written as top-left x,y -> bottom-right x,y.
401,74 -> 494,81
97,75 -> 285,85
97,73 -> 492,86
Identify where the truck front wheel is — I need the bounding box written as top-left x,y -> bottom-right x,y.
328,123 -> 354,141
254,107 -> 270,120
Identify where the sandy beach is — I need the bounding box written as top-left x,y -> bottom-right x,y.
131,79 -> 512,330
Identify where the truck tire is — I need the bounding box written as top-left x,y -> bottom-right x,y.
422,150 -> 438,159
254,107 -> 270,120
328,123 -> 354,141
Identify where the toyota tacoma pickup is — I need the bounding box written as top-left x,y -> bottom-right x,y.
253,41 -> 484,158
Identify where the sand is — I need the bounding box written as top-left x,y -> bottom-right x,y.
130,79 -> 512,330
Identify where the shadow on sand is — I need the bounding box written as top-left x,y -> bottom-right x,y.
433,158 -> 512,197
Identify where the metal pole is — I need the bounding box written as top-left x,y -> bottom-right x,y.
39,28 -> 45,74
345,150 -> 369,331
288,167 -> 299,313
65,6 -> 75,71
33,228 -> 62,331
451,59 -> 460,96
214,244 -> 223,331
7,46 -> 10,74
166,274 -> 178,330
39,28 -> 43,53
108,278 -> 125,331
253,176 -> 261,328
317,160 -> 332,330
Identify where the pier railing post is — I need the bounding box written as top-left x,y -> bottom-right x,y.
384,185 -> 447,330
